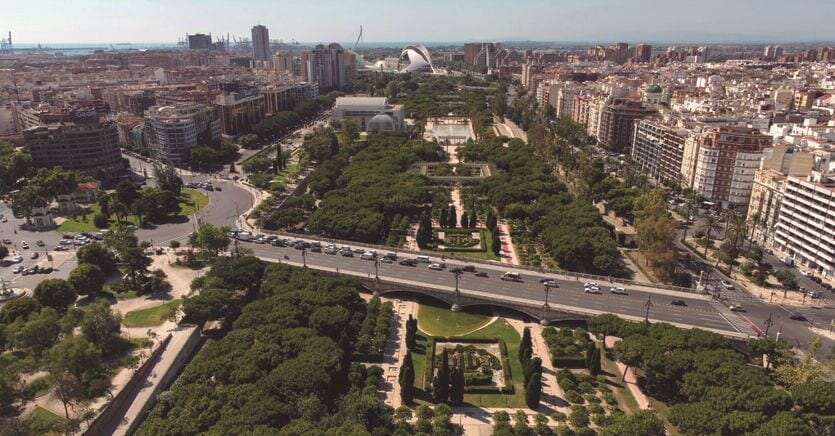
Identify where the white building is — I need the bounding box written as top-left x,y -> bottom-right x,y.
144,103 -> 221,166
331,97 -> 404,132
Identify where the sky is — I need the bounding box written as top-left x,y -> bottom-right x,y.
6,0 -> 835,44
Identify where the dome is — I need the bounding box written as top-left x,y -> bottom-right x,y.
646,84 -> 662,93
368,113 -> 395,132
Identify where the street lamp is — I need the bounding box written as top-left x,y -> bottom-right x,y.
301,247 -> 307,268
451,270 -> 463,312
644,296 -> 653,323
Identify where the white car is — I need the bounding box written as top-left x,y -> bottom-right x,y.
360,251 -> 376,260
800,270 -> 813,278
11,255 -> 23,263
428,263 -> 444,271
728,304 -> 744,312
721,280 -> 735,290
610,287 -> 628,295
20,241 -> 29,249
584,286 -> 601,294
12,265 -> 23,274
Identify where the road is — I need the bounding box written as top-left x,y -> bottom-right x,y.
238,237 -> 752,337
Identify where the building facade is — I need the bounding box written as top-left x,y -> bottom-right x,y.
251,25 -> 270,62
301,43 -> 352,92
597,98 -> 655,152
331,97 -> 404,132
215,83 -> 265,137
631,119 -> 687,185
24,116 -> 124,177
261,82 -> 318,115
144,103 -> 220,166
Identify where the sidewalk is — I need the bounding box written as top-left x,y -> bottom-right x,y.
498,222 -> 520,266
603,337 -> 650,410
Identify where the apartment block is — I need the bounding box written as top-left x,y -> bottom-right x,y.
144,103 -> 220,166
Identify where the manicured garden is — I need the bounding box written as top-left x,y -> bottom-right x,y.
417,301 -> 492,337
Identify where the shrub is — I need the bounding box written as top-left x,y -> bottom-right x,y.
93,212 -> 108,228
565,390 -> 584,404
604,392 -> 617,405
569,405 -> 589,428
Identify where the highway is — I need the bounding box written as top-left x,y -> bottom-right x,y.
240,237 -> 755,338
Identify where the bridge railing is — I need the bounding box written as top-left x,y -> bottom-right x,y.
258,230 -> 707,296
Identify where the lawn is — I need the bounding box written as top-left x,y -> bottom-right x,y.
122,299 -> 182,328
417,301 -> 493,337
412,305 -> 526,408
25,406 -> 68,435
57,189 -> 208,233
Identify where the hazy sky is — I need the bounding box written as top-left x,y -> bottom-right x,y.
7,0 -> 835,44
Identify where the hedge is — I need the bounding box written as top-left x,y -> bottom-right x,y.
428,337 -> 514,394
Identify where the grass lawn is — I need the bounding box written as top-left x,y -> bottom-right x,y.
57,189 -> 208,233
417,302 -> 493,337
25,406 -> 68,435
460,318 -> 526,408
122,299 -> 182,328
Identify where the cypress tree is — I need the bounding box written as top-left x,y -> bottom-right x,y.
400,351 -> 415,404
405,315 -> 417,350
524,357 -> 542,386
588,345 -> 602,376
486,211 -> 497,231
432,351 -> 450,403
469,212 -> 478,228
460,212 -> 469,229
491,227 -> 501,256
447,206 -> 457,228
439,208 -> 447,228
525,372 -> 542,410
450,364 -> 465,405
520,327 -> 533,366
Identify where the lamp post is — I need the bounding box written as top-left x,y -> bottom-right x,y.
301,247 -> 307,268
644,296 -> 653,323
543,283 -> 553,309
451,270 -> 462,312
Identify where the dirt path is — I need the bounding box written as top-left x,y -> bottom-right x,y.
604,336 -> 650,410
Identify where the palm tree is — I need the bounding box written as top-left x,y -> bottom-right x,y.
703,214 -> 720,257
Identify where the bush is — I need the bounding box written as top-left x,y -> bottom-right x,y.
565,390 -> 584,404
569,405 -> 589,428
93,212 -> 108,228
604,392 -> 617,405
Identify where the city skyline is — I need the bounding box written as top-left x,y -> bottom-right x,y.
6,0 -> 835,44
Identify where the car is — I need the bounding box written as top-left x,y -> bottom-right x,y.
10,255 -> 22,263
800,270 -> 813,278
12,265 -> 22,274
310,245 -> 322,253
340,250 -> 354,257
428,263 -> 444,271
62,234 -> 74,239
671,300 -> 687,306
30,252 -> 38,260
474,271 -> 488,278
0,217 -> 6,223
450,267 -> 463,274
721,280 -> 735,290
36,240 -> 44,247
501,272 -> 522,282
2,239 -> 11,244
380,257 -> 393,263
610,287 -> 628,295
20,241 -> 28,249
384,252 -> 398,261
39,266 -> 53,274
584,287 -> 601,294
323,245 -> 338,254
542,279 -> 559,287
728,304 -> 744,312
360,251 -> 376,260
399,259 -> 417,267
54,245 -> 66,251
789,313 -> 808,322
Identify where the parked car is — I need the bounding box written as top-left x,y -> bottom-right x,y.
721,280 -> 735,290
1,239 -> 11,245
30,252 -> 38,259
12,265 -> 23,274
20,241 -> 28,249
360,251 -> 376,260
35,240 -> 45,247
728,304 -> 744,312
671,300 -> 687,306
584,286 -> 601,294
789,313 -> 808,322
474,271 -> 488,278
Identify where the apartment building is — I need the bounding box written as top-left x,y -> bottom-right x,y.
687,126 -> 772,206
774,156 -> 835,281
261,82 -> 319,115
631,119 -> 688,185
597,98 -> 655,152
144,103 -> 220,166
215,83 -> 265,137
24,113 -> 124,177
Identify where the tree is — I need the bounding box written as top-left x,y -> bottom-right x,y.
153,164 -> 183,195
587,345 -> 601,376
399,351 -> 415,404
774,337 -> 829,387
460,212 -> 469,229
405,315 -> 417,350
0,245 -> 7,259
775,269 -> 798,293
600,411 -> 665,436
76,242 -> 117,275
0,296 -> 40,323
416,213 -> 433,248
525,372 -> 542,410
446,206 -> 456,229
92,212 -> 108,228
68,263 -> 105,297
80,302 -> 123,356
115,179 -> 139,208
469,212 -> 478,228
702,214 -> 720,257
486,210 -> 498,231
33,279 -> 77,311
514,410 -> 533,435
432,351 -> 450,404
450,364 -> 465,405
46,337 -> 105,419
520,327 -> 532,365
190,223 -> 231,257
491,227 -> 501,256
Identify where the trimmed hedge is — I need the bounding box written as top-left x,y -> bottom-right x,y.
356,297 -> 394,362
429,336 -> 515,395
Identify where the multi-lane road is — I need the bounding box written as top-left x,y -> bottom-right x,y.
238,236 -> 755,338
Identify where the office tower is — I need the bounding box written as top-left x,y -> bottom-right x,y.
251,25 -> 270,61
23,110 -> 124,177
143,103 -> 220,166
301,43 -> 350,92
187,33 -> 213,50
635,44 -> 652,63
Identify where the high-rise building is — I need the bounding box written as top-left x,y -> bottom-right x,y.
261,82 -> 319,115
773,153 -> 835,281
272,52 -> 295,74
686,126 -> 772,206
635,44 -> 652,63
597,98 -> 655,152
631,119 -> 688,185
143,103 -> 220,166
187,33 -> 213,50
251,25 -> 270,61
24,111 -> 124,177
301,43 -> 352,92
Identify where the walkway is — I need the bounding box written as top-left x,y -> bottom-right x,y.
498,221 -> 520,265
603,337 -> 650,410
